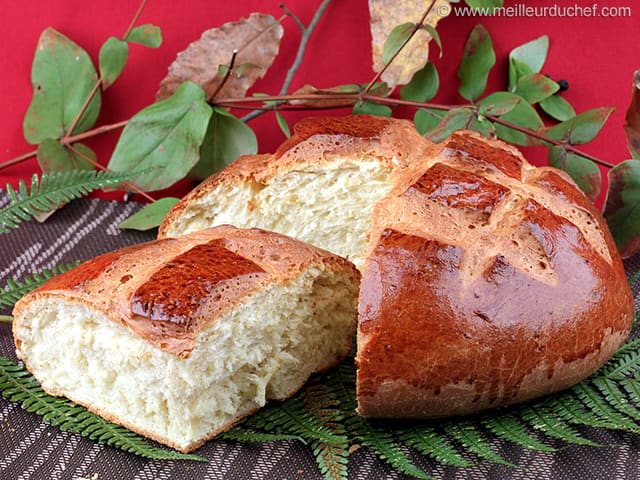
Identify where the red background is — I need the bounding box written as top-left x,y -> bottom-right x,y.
0,0 -> 637,207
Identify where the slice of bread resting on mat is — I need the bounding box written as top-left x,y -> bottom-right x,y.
157,115 -> 634,418
13,226 -> 360,452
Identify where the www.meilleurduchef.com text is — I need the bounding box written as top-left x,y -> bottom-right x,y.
438,3 -> 632,18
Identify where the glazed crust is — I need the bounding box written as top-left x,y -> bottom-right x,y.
13,225 -> 359,359
356,130 -> 634,417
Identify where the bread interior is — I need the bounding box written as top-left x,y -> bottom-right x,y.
14,267 -> 357,452
164,159 -> 394,270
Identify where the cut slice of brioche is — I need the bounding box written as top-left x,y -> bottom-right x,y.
158,115 -> 634,418
13,226 -> 360,452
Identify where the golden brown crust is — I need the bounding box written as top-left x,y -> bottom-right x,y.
13,225 -> 359,358
356,130 -> 634,417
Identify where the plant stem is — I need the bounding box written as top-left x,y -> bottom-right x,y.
363,0 -> 437,94
211,50 -> 239,99
241,0 -> 333,123
123,0 -> 148,40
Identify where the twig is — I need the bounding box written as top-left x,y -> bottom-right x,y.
241,0 -> 333,123
123,0 -> 148,40
210,50 -> 239,99
66,0 -> 148,138
66,143 -> 155,202
363,0 -> 437,94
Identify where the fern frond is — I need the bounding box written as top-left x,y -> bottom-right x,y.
397,424 -> 473,467
246,396 -> 346,445
327,361 -> 431,480
302,381 -> 350,480
481,413 -> 556,452
621,379 -> 640,406
602,337 -> 640,380
0,356 -> 206,461
572,382 -> 640,433
218,428 -> 304,444
542,393 -> 623,430
0,262 -> 80,309
589,377 -> 640,421
519,404 -> 601,446
443,420 -> 517,468
0,169 -> 144,233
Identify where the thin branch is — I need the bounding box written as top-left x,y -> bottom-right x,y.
241,0 -> 332,123
280,3 -> 305,31
66,0 -> 148,138
211,50 -> 239,99
363,0 -> 437,94
123,0 -> 148,40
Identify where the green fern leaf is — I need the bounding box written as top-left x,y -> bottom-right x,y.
443,420 -> 517,468
519,404 -> 601,446
0,169 -> 145,233
572,382 -> 640,433
327,361 -> 431,480
397,424 -> 473,467
246,396 -> 346,445
602,337 -> 640,380
0,356 -> 206,461
302,381 -> 350,480
542,393 -> 624,430
621,379 -> 640,405
218,428 -> 304,444
592,377 -> 640,422
481,413 -> 556,452
0,262 -> 80,309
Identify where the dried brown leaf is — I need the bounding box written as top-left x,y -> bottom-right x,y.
369,0 -> 451,88
157,13 -> 283,101
624,69 -> 640,160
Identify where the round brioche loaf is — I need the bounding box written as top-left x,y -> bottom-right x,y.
158,115 -> 634,417
13,225 -> 360,452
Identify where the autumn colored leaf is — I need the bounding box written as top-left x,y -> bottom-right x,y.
369,0 -> 451,87
426,107 -> 475,142
604,160 -> 640,258
37,140 -> 95,172
157,13 -> 283,101
545,107 -> 614,145
289,83 -> 390,108
624,70 -> 640,159
548,146 -> 601,202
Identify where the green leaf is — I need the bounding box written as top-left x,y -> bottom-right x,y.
468,116 -> 495,138
125,24 -> 162,48
426,108 -> 474,142
0,263 -> 80,309
352,101 -> 392,117
603,159 -> 640,258
119,198 -> 180,231
592,377 -> 640,421
545,107 -> 614,145
603,337 -> 640,380
493,100 -> 544,146
444,421 -> 517,467
398,425 -> 473,467
108,81 -> 212,191
423,25 -> 442,57
572,382 -> 640,433
520,405 -> 601,446
276,112 -> 291,138
382,23 -> 414,65
548,146 -> 602,201
457,24 -> 496,101
0,170 -> 145,233
0,356 -> 205,461
400,62 -> 439,103
414,108 -> 445,135
465,0 -> 503,7
219,428 -> 305,444
514,73 -> 559,104
540,95 -> 576,121
481,414 -> 556,452
508,35 -> 549,90
478,91 -> 521,115
191,108 -> 258,180
37,140 -> 94,172
23,27 -> 101,144
99,37 -> 129,89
